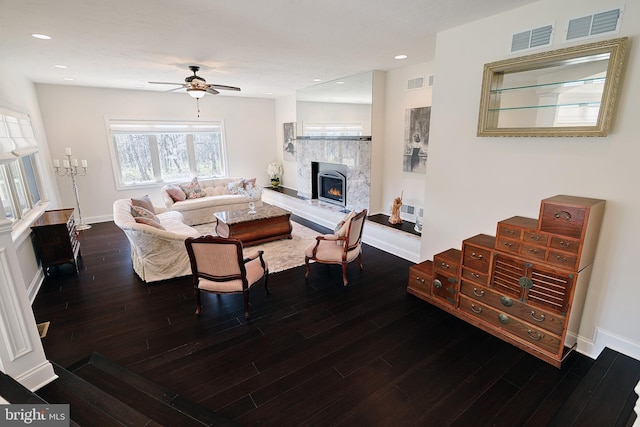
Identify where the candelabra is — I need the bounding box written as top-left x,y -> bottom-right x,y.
53,147 -> 91,230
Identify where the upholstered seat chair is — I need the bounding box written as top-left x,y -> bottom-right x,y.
185,235 -> 269,319
304,209 -> 367,286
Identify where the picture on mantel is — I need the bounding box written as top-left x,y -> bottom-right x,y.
283,122 -> 296,161
403,106 -> 430,173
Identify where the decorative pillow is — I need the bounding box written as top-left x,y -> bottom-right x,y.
243,177 -> 257,189
134,216 -> 165,230
227,179 -> 245,194
334,210 -> 356,246
130,205 -> 159,222
179,178 -> 206,199
165,184 -> 186,202
131,195 -> 155,214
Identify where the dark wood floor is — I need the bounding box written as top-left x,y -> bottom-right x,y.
32,217 -> 639,426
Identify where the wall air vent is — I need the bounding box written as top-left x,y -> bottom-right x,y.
566,8 -> 622,41
428,75 -> 434,87
511,25 -> 553,52
407,77 -> 424,90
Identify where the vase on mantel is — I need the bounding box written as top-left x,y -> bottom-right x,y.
270,177 -> 280,188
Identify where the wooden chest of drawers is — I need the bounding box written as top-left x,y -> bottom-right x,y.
407,195 -> 605,367
31,208 -> 81,276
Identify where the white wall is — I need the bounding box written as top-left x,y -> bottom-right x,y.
381,62 -> 434,216
35,85 -> 277,222
275,93 -> 297,188
424,0 -> 640,359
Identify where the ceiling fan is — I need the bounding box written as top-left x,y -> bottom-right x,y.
149,65 -> 241,98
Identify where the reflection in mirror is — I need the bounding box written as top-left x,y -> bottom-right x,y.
296,72 -> 373,137
478,37 -> 627,137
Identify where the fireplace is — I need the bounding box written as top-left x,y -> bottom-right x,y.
318,170 -> 346,207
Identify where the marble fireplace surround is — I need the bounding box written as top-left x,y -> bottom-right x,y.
294,137 -> 371,212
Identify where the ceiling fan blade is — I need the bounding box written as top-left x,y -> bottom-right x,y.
206,87 -> 220,95
209,84 -> 241,92
148,81 -> 185,86
166,87 -> 185,92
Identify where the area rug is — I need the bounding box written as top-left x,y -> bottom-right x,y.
193,221 -> 320,273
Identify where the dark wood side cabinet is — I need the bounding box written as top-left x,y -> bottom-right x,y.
31,208 -> 81,275
407,195 -> 605,367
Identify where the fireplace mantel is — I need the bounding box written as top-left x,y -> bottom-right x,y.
295,138 -> 371,212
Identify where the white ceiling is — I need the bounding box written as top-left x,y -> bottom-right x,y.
0,0 -> 539,99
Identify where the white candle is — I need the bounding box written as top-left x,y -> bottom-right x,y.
63,159 -> 70,168
65,147 -> 72,155
71,158 -> 78,167
53,159 -> 60,167
81,159 -> 87,168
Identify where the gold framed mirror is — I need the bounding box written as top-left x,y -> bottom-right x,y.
477,37 -> 628,137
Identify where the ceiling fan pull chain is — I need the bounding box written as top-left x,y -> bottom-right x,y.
196,98 -> 200,118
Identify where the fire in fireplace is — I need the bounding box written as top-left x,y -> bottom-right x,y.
318,170 -> 346,207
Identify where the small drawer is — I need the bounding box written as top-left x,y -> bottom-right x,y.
459,296 -> 561,354
408,261 -> 433,296
461,266 -> 489,286
497,224 -> 523,240
434,248 -> 460,276
547,250 -> 578,270
496,237 -> 520,254
539,198 -> 587,239
522,231 -> 549,246
549,236 -> 580,255
521,243 -> 547,261
462,234 -> 494,274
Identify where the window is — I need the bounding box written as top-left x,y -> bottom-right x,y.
302,122 -> 363,137
108,120 -> 227,188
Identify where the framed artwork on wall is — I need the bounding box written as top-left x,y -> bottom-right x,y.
283,122 -> 296,161
403,106 -> 431,173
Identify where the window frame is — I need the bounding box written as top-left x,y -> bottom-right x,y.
106,118 -> 229,190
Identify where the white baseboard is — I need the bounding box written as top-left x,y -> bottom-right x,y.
575,327 -> 640,361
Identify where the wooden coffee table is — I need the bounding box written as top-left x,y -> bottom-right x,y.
214,204 -> 293,246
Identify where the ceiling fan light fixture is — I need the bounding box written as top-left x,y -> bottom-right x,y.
187,88 -> 206,99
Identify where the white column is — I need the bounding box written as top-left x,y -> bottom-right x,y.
0,219 -> 56,391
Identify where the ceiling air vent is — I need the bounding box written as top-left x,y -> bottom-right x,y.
511,25 -> 553,52
407,77 -> 424,90
566,8 -> 622,40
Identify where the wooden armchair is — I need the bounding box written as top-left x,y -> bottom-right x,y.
304,209 -> 367,286
185,235 -> 269,319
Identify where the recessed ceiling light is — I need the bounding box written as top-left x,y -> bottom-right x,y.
335,81 -> 345,85
134,85 -> 144,88
265,92 -> 273,95
394,54 -> 408,60
63,77 -> 75,81
313,78 -> 322,82
31,33 -> 51,40
54,65 -> 67,69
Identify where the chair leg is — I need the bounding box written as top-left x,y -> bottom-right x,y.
358,251 -> 364,270
194,288 -> 201,317
305,257 -> 311,279
264,270 -> 270,295
342,262 -> 348,286
243,289 -> 250,319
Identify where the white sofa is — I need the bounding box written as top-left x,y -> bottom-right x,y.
113,198 -> 202,283
160,177 -> 262,226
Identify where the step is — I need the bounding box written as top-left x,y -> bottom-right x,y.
37,353 -> 238,426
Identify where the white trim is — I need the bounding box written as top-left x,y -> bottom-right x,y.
575,326 -> 640,361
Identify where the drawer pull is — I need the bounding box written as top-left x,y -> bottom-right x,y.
415,277 -> 425,285
528,248 -> 539,254
505,229 -> 515,235
471,272 -> 480,279
473,288 -> 485,297
529,235 -> 541,241
559,241 -> 571,248
470,252 -> 484,260
433,279 -> 443,289
498,314 -> 510,324
503,241 -> 514,247
471,304 -> 482,314
527,330 -> 542,341
530,311 -> 545,322
440,262 -> 450,269
556,255 -> 568,263
554,210 -> 572,220
519,276 -> 534,289
500,296 -> 513,307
